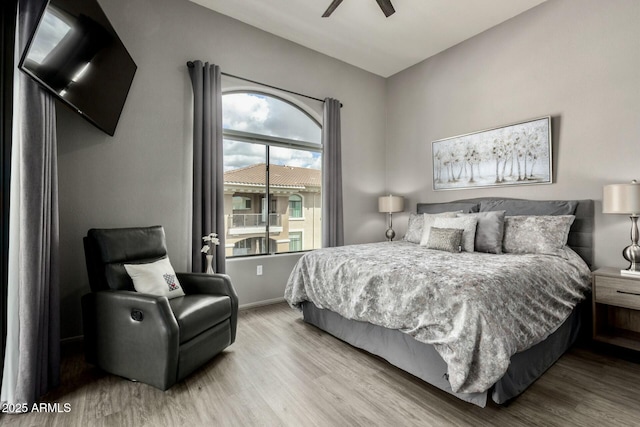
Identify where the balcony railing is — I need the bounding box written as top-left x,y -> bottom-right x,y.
229,213 -> 282,229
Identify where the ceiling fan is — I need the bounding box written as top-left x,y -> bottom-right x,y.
322,0 -> 396,18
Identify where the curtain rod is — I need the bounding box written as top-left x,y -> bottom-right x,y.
222,72 -> 343,108
186,62 -> 342,107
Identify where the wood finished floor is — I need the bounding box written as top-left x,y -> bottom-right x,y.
3,302 -> 640,427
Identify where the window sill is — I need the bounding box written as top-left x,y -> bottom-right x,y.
226,251 -> 310,261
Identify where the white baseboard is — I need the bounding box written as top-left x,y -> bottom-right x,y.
239,297 -> 285,310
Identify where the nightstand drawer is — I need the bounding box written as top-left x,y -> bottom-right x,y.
595,276 -> 640,310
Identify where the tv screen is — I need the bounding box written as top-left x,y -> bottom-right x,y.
19,0 -> 137,136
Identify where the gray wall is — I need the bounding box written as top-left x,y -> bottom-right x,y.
385,0 -> 640,270
57,0 -> 386,338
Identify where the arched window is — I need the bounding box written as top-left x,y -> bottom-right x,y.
289,194 -> 303,219
222,92 -> 321,143
222,91 -> 322,257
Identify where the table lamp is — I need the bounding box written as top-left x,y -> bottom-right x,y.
603,180 -> 640,275
378,194 -> 404,241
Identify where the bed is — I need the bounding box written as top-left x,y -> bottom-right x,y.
285,197 -> 594,407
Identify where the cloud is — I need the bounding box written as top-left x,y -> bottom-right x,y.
223,93 -> 321,143
223,140 -> 321,171
222,93 -> 269,132
270,146 -> 321,170
223,140 -> 265,171
222,93 -> 322,171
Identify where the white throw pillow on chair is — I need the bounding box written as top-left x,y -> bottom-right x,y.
124,257 -> 185,299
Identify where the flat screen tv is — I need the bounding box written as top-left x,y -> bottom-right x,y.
19,0 -> 137,136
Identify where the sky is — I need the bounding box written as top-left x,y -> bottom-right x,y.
222,93 -> 321,172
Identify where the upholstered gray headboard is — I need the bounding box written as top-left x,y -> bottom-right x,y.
416,197 -> 594,268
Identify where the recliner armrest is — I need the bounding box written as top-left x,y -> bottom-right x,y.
176,273 -> 238,344
82,290 -> 180,390
177,272 -> 237,300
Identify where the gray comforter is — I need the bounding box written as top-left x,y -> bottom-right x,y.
285,241 -> 591,394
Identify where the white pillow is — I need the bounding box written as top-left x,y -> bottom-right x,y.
409,211 -> 462,244
124,257 -> 186,299
421,216 -> 478,252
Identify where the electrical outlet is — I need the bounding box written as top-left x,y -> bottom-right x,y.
257,265 -> 263,276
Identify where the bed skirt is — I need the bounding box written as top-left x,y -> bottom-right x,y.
302,301 -> 582,407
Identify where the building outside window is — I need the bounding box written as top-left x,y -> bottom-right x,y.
289,231 -> 302,252
289,194 -> 303,219
222,91 -> 322,257
232,196 -> 251,210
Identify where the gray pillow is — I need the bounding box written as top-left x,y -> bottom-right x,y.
502,215 -> 575,256
479,199 -> 578,216
403,213 -> 424,243
457,210 -> 506,254
425,227 -> 463,253
404,211 -> 460,244
417,202 -> 479,214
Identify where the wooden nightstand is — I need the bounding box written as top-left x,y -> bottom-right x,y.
592,267 -> 640,351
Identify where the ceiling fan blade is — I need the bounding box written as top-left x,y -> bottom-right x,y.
322,0 -> 344,17
375,0 -> 396,17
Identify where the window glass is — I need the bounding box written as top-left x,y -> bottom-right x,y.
223,92 -> 321,144
232,196 -> 251,210
289,232 -> 302,252
289,195 -> 302,218
224,140 -> 268,257
222,92 -> 322,257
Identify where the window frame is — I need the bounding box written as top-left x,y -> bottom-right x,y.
223,90 -> 322,259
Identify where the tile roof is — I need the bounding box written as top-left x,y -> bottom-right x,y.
224,163 -> 321,188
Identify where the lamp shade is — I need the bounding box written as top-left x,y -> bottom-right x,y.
603,180 -> 640,215
378,195 -> 404,213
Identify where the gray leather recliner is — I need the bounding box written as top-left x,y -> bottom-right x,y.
81,225 -> 238,390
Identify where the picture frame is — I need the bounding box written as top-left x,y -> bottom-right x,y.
432,116 -> 552,191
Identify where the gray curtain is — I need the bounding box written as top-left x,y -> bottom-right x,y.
321,98 -> 344,247
0,0 -> 18,384
187,61 -> 225,274
1,0 -> 60,406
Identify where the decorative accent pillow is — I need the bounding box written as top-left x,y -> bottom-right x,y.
404,211 -> 460,244
124,257 -> 185,299
422,216 -> 477,252
457,210 -> 506,254
502,215 -> 575,256
425,227 -> 463,253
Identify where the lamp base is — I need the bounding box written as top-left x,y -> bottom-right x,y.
385,228 -> 396,241
623,243 -> 640,272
